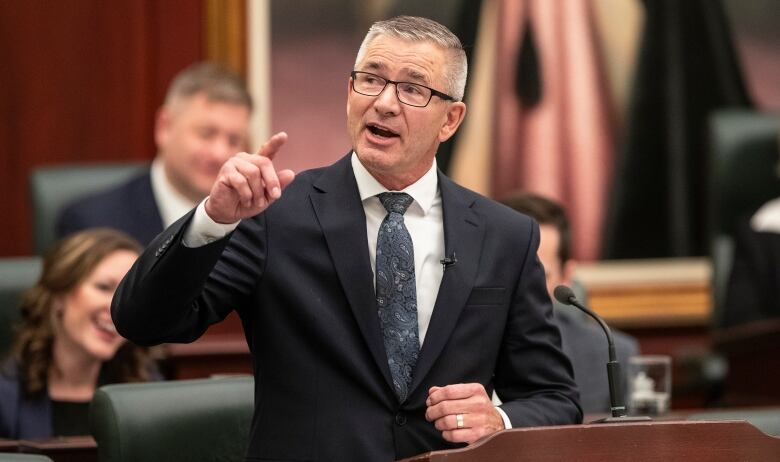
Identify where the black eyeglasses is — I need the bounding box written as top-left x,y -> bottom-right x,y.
350,71 -> 455,108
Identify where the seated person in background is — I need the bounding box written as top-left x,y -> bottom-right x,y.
0,229 -> 158,439
56,61 -> 253,245
723,195 -> 780,327
501,192 -> 640,414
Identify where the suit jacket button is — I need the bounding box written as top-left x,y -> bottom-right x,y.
395,413 -> 407,426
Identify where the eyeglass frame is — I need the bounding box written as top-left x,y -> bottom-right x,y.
350,71 -> 456,108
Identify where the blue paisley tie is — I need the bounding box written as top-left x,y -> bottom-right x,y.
376,192 -> 419,402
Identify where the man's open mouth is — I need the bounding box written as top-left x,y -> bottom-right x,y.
367,123 -> 399,138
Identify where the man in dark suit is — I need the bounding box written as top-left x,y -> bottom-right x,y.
723,197 -> 780,327
501,192 -> 640,414
56,62 -> 253,245
113,16 -> 581,461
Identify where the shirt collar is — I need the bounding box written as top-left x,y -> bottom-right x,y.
150,157 -> 199,227
350,152 -> 439,215
751,196 -> 780,233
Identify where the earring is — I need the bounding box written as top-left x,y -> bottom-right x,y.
53,300 -> 64,318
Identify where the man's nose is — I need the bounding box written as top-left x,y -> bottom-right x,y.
208,136 -> 234,160
373,83 -> 401,114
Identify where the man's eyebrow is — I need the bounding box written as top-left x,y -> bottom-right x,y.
403,69 -> 430,85
359,62 -> 432,85
362,61 -> 385,72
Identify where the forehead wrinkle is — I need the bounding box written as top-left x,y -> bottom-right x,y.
359,39 -> 441,86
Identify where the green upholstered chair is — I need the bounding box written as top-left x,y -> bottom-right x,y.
29,162 -> 146,255
90,376 -> 254,462
0,257 -> 42,359
0,455 -> 54,462
708,110 -> 780,328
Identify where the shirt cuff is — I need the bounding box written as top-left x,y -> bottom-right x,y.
496,406 -> 512,429
182,198 -> 240,248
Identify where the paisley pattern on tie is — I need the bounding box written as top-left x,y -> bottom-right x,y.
376,192 -> 419,402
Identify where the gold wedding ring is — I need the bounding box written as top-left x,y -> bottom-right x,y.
456,413 -> 464,429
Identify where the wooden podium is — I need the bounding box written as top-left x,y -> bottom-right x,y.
713,319 -> 780,406
397,421 -> 780,461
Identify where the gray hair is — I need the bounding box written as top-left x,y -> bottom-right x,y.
354,16 -> 467,102
165,61 -> 253,111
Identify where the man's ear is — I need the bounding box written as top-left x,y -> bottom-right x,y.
438,102 -> 467,142
154,106 -> 171,148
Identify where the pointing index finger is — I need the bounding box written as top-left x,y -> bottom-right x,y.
256,131 -> 288,161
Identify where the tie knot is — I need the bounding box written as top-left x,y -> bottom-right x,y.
378,192 -> 413,215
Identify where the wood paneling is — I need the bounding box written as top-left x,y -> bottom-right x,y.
0,0 -> 203,256
204,0 -> 247,75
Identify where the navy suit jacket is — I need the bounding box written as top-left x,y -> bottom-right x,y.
0,362 -> 53,439
113,154 -> 581,461
0,360 -> 161,439
56,170 -> 164,246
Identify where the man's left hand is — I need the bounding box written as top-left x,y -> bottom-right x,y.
425,383 -> 505,444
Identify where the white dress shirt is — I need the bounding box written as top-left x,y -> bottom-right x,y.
751,196 -> 780,233
150,158 -> 199,228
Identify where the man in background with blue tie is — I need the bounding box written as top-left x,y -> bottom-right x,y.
113,16 -> 580,461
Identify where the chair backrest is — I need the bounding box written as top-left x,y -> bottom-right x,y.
90,376 -> 254,462
0,455 -> 54,462
708,110 -> 780,327
0,257 -> 42,359
29,162 -> 146,254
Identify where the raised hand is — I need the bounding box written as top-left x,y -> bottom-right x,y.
205,132 -> 296,224
425,383 -> 505,444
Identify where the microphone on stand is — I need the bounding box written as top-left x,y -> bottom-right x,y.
554,285 -> 651,423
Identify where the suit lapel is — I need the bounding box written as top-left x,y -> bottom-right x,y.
409,173 -> 485,396
309,155 -> 394,391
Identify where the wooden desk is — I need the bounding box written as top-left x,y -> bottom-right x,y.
162,312 -> 252,379
164,334 -> 252,379
574,257 -> 712,329
0,438 -> 18,452
17,436 -> 96,462
713,320 -> 780,406
399,420 -> 780,462
585,406 -> 780,428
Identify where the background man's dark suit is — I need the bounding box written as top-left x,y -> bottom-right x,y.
114,155 -> 581,461
554,307 -> 639,413
723,216 -> 780,327
56,171 -> 164,245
